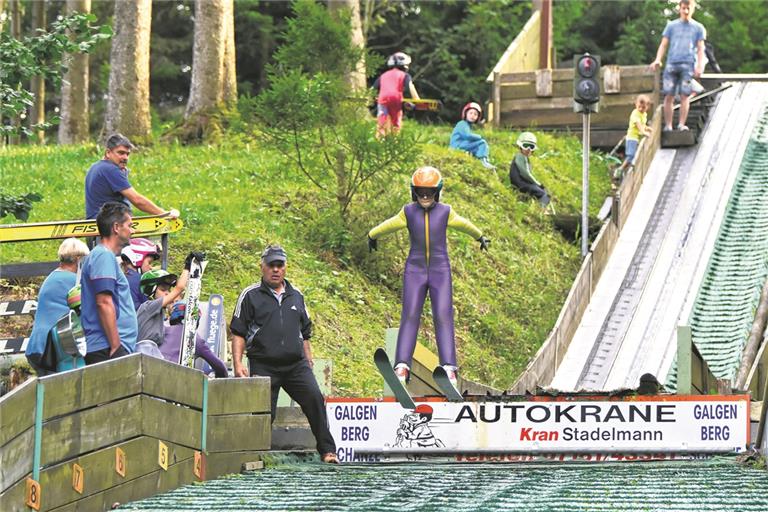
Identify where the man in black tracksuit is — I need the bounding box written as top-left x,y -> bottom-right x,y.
230,245 -> 337,463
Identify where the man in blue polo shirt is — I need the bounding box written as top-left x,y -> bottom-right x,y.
80,201 -> 138,363
85,133 -> 179,220
650,0 -> 706,132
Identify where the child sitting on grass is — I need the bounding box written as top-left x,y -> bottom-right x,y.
509,132 -> 550,207
449,102 -> 496,170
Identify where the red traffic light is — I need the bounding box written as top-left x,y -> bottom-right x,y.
573,53 -> 601,107
577,55 -> 598,78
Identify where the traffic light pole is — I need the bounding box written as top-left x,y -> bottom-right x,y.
581,111 -> 590,258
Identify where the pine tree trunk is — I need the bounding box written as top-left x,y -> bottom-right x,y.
180,0 -> 236,142
9,0 -> 22,144
59,0 -> 92,144
29,0 -> 46,144
328,0 -> 366,93
104,0 -> 152,142
222,0 -> 237,106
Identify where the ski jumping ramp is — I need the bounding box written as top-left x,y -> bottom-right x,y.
551,82 -> 768,392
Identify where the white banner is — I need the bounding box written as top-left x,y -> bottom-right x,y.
327,396 -> 750,463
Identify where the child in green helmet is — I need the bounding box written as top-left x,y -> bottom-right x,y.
136,252 -> 227,377
509,132 -> 550,207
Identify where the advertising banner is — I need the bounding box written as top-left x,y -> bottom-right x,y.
327,395 -> 750,463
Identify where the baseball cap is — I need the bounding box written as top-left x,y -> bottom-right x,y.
261,245 -> 287,265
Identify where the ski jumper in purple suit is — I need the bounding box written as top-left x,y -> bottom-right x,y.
368,202 -> 483,368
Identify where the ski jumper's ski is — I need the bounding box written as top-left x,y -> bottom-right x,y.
179,257 -> 207,368
374,348 -> 415,409
432,366 -> 463,402
0,214 -> 183,243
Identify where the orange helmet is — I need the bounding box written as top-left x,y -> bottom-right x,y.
461,102 -> 483,121
410,166 -> 443,201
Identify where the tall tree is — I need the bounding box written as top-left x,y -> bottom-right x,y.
104,0 -> 152,141
328,0 -> 366,92
59,0 -> 92,144
222,0 -> 237,106
8,0 -> 22,144
29,0 -> 46,143
179,0 -> 237,141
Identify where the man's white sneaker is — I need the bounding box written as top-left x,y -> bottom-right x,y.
677,124 -> 689,131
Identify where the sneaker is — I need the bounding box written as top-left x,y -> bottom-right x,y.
394,363 -> 410,384
677,124 -> 689,131
442,365 -> 458,387
480,158 -> 497,170
663,125 -> 674,132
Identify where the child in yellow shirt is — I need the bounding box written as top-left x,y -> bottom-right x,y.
616,94 -> 653,181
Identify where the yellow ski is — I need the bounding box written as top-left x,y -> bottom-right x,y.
408,99 -> 442,112
0,214 -> 184,243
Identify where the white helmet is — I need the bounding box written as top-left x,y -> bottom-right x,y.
387,52 -> 411,70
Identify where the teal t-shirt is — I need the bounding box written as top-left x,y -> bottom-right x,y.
663,19 -> 706,65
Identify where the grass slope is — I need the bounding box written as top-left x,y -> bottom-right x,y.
0,123 -> 611,395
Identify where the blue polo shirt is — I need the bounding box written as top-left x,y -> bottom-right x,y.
84,159 -> 132,219
81,244 -> 137,353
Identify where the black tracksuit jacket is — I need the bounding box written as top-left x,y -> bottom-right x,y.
230,279 -> 312,365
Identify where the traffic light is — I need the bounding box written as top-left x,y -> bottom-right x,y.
573,53 -> 601,113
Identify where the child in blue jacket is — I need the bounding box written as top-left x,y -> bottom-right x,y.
449,102 -> 495,170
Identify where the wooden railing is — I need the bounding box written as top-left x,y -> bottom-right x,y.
0,354 -> 270,512
510,106 -> 662,394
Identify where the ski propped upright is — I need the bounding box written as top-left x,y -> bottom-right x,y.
432,366 -> 463,402
373,348 -> 415,409
179,256 -> 207,368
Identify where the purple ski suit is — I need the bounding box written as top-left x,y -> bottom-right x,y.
369,202 -> 483,368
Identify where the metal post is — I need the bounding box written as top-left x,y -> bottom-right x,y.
32,380 -> 45,481
201,377 -> 208,453
581,112 -> 591,257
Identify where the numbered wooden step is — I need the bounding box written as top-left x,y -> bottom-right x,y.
115,447 -> 126,477
71,463 -> 84,494
25,478 -> 41,511
158,441 -> 169,471
193,451 -> 206,480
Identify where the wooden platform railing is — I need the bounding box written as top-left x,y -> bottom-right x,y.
0,354 -> 270,512
510,107 -> 662,394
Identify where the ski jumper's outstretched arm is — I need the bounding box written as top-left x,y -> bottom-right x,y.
369,207 -> 408,240
447,209 -> 483,239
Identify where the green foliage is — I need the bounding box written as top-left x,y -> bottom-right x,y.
0,12 -> 111,137
367,0 -> 530,117
254,0 -> 418,227
0,192 -> 43,221
0,127 -> 612,395
701,1 -> 768,73
272,0 -> 363,77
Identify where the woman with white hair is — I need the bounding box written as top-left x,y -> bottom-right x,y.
25,238 -> 90,375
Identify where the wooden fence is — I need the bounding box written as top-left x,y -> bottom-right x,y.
490,66 -> 659,146
510,107 -> 662,394
0,354 -> 270,512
